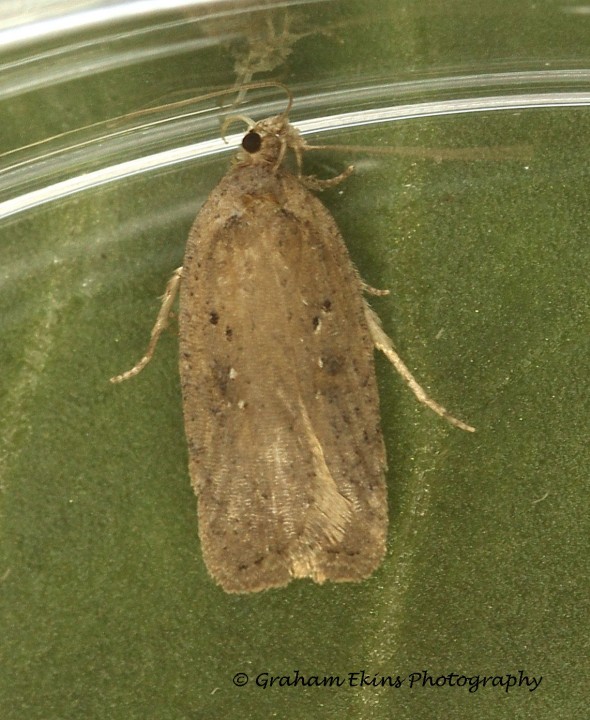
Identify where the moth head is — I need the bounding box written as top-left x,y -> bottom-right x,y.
240,125 -> 281,163
220,112 -> 282,167
240,114 -> 307,172
242,116 -> 285,161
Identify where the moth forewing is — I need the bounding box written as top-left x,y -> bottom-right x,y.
111,99 -> 474,594
178,153 -> 388,593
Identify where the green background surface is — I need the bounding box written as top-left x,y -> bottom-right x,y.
0,1 -> 588,718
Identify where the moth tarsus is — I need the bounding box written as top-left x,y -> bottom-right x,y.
109,267 -> 183,384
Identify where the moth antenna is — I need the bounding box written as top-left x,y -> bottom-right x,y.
273,137 -> 290,172
276,83 -> 293,118
220,114 -> 255,143
0,81 -> 293,165
114,80 -> 292,126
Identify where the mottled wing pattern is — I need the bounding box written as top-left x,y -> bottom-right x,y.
179,164 -> 387,593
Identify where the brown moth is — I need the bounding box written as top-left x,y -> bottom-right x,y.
111,86 -> 474,593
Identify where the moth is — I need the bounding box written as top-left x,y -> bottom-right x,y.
111,85 -> 474,593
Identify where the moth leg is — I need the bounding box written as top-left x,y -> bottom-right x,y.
110,267 -> 183,384
299,164 -> 354,191
363,301 -> 475,433
362,282 -> 390,297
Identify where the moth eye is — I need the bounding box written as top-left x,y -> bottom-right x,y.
242,130 -> 262,154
